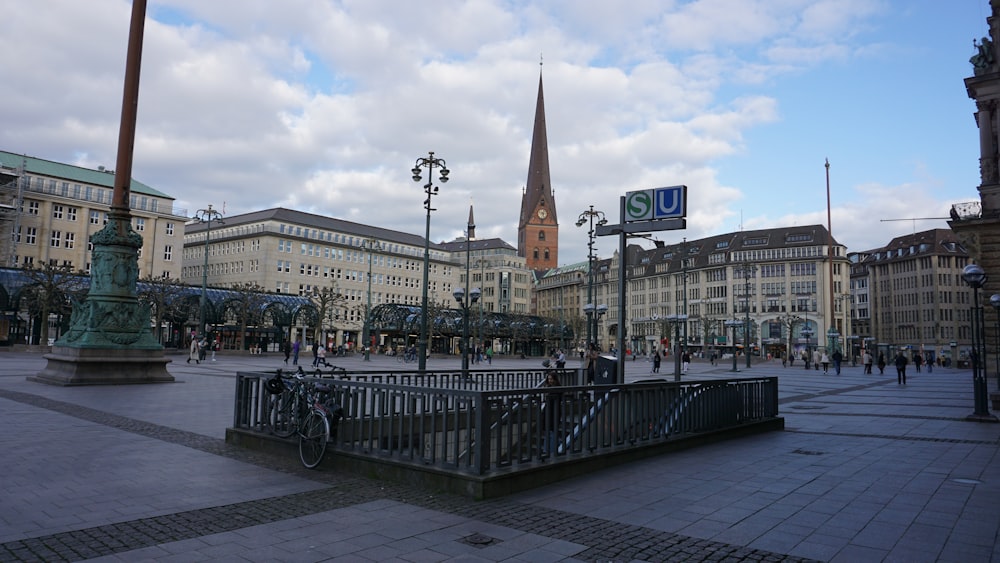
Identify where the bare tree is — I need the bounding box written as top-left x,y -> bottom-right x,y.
307,283 -> 346,346
227,281 -> 269,350
20,263 -> 87,345
137,275 -> 186,345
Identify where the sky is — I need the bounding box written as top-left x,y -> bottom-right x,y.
0,0 -> 993,265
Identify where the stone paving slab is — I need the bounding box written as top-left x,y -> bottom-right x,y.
0,351 -> 998,562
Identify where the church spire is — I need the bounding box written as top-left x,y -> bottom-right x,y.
517,68 -> 559,271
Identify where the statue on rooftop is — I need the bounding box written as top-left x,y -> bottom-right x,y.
971,36 -> 995,72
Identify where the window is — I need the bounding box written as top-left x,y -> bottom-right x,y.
538,231 -> 545,241
67,207 -> 78,221
134,217 -> 145,231
24,227 -> 37,245
52,205 -> 64,219
89,210 -> 101,224
164,245 -> 173,261
50,231 -> 62,247
165,222 -> 175,236
65,233 -> 75,249
25,200 -> 39,215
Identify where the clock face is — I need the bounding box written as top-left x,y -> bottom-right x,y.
537,209 -> 548,219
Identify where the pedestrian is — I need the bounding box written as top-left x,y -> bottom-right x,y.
187,336 -> 200,364
782,352 -> 787,368
555,349 -> 566,369
913,352 -> 923,373
584,343 -> 599,384
832,349 -> 842,375
486,346 -> 493,364
895,350 -> 909,384
877,353 -> 886,374
311,341 -> 319,367
292,338 -> 301,365
198,337 -> 207,362
863,351 -> 873,374
652,350 -> 661,373
317,344 -> 328,367
211,338 -> 218,362
789,353 -> 795,367
802,350 -> 810,370
926,353 -> 933,373
282,340 -> 291,364
820,351 -> 830,374
681,350 -> 691,374
813,349 -> 821,371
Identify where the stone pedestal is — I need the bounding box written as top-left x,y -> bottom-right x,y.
32,214 -> 174,386
30,346 -> 172,386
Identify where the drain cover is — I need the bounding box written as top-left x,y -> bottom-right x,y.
461,533 -> 498,547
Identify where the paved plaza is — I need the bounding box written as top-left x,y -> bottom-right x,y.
0,350 -> 998,562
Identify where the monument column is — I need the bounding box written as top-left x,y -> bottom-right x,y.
31,0 -> 173,385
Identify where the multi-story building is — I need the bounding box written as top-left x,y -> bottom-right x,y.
863,229 -> 971,366
536,225 -> 852,360
0,150 -> 186,278
182,207 -> 533,349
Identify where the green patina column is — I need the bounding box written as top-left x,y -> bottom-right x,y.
60,213 -> 161,348
31,0 -> 173,385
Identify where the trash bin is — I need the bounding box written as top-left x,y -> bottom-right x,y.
594,354 -> 619,385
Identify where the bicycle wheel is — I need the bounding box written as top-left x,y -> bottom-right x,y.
266,391 -> 298,438
298,410 -> 329,469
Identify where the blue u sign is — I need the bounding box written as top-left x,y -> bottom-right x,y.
625,185 -> 687,222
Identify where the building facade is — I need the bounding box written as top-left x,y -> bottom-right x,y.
0,151 -> 186,278
862,229 -> 972,366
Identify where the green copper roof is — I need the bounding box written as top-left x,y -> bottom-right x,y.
0,150 -> 172,199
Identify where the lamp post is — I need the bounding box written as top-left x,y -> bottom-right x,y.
801,327 -> 814,369
453,286 -> 481,379
737,263 -> 757,368
595,304 -> 608,351
991,294 -> 1000,390
191,204 -> 223,339
361,237 -> 381,361
667,314 -> 688,380
411,152 -> 449,371
725,319 -> 742,372
576,206 -> 607,348
961,264 -> 995,421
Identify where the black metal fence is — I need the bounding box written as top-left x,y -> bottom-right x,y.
232,369 -> 779,477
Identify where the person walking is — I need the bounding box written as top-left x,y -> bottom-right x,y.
187,336 -> 200,364
913,352 -> 923,373
877,353 -> 886,374
584,343 -> 599,384
832,349 -> 843,375
895,350 -> 909,384
820,351 -> 830,374
863,351 -> 873,374
282,340 -> 291,364
311,341 -> 319,367
486,346 -> 493,364
681,350 -> 691,374
292,338 -> 301,365
652,350 -> 661,373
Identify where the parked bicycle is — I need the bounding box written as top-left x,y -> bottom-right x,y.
264,370 -> 344,468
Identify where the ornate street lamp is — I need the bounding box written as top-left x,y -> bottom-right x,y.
453,286 -> 481,379
991,293 -> 1000,390
801,326 -> 814,368
191,204 -> 223,339
725,319 -> 743,372
961,264 -> 996,421
411,152 -> 449,371
736,262 -> 757,368
576,206 -> 607,348
361,237 -> 382,361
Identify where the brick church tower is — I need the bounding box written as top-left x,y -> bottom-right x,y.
517,71 -> 558,271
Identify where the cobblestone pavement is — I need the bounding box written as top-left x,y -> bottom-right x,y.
1,351 -> 998,562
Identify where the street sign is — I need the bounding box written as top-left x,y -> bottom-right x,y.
625,185 -> 687,222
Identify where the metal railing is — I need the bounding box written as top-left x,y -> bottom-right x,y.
233,369 -> 779,476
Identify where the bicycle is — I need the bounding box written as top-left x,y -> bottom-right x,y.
397,352 -> 417,364
263,370 -> 344,468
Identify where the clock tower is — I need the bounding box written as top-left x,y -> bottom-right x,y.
518,70 -> 558,271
